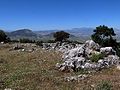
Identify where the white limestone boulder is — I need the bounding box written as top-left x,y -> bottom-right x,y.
84,40 -> 100,50
100,47 -> 116,55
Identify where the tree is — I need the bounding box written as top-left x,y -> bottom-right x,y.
91,25 -> 116,47
53,31 -> 70,42
91,25 -> 120,56
0,30 -> 8,42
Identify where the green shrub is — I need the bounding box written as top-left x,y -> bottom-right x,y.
46,40 -> 55,43
19,38 -> 35,43
96,81 -> 112,90
36,41 -> 43,46
0,30 -> 7,42
90,53 -> 105,63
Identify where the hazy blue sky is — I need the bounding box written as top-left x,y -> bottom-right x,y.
0,0 -> 120,31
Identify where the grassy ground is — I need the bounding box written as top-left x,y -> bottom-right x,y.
1,44 -> 120,90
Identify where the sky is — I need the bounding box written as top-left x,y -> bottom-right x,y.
0,0 -> 120,31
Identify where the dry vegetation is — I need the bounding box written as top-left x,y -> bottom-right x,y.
0,44 -> 120,90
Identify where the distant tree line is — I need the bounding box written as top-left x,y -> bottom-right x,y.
19,38 -> 35,43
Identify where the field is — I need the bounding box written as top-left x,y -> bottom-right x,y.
1,44 -> 120,90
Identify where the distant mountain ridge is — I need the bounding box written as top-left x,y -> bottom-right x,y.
8,29 -> 36,37
34,28 -> 94,41
6,29 -> 40,40
5,28 -> 120,41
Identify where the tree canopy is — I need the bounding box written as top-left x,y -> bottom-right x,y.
53,31 -> 70,42
91,25 -> 116,47
0,30 -> 8,42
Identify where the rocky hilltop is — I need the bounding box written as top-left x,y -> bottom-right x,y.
42,40 -> 120,72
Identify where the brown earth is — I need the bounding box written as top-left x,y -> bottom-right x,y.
0,44 -> 120,90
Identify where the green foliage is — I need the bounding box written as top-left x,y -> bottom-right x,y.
91,25 -> 120,56
91,25 -> 116,47
74,69 -> 89,74
90,53 -> 105,63
36,41 -> 43,46
96,81 -> 112,90
0,30 -> 9,42
53,31 -> 70,42
46,40 -> 55,43
19,38 -> 35,43
6,37 -> 11,42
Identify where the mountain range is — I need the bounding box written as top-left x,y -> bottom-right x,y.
6,28 -> 120,42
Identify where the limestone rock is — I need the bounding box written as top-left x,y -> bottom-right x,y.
64,74 -> 88,82
40,40 -> 120,72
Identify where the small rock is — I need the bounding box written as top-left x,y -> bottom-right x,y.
4,88 -> 12,90
64,74 -> 88,82
116,65 -> 120,70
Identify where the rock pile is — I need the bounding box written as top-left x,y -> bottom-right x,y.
56,40 -> 120,72
42,42 -> 82,53
9,43 -> 37,52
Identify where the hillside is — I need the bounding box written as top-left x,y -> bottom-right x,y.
5,28 -> 120,41
6,29 -> 85,41
6,29 -> 40,40
34,28 -> 93,37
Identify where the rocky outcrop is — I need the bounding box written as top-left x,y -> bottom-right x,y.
55,40 -> 120,72
42,42 -> 82,53
41,40 -> 120,72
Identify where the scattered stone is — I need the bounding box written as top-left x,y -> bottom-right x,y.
1,42 -> 4,44
4,88 -> 12,90
64,74 -> 88,82
116,65 -> 120,70
9,43 -> 37,53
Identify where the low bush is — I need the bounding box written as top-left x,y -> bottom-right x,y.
90,53 -> 105,63
46,40 -> 55,43
10,40 -> 19,43
36,41 -> 43,46
19,38 -> 35,43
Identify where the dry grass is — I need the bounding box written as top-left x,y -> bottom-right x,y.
1,44 -> 120,90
